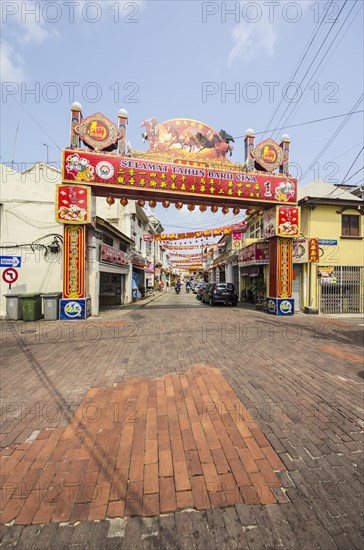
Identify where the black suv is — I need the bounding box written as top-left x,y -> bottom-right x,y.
201,282 -> 238,306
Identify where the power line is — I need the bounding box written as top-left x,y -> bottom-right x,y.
261,0 -> 334,139
299,94 -> 364,181
341,147 -> 364,184
270,0 -> 349,140
282,1 -> 363,125
232,110 -> 363,140
8,94 -> 62,156
273,0 -> 359,140
342,166 -> 364,184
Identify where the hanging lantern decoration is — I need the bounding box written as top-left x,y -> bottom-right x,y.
175,201 -> 183,209
106,195 -> 115,206
211,205 -> 218,213
258,209 -> 264,216
162,200 -> 170,208
199,204 -> 206,213
120,197 -> 128,207
149,199 -> 156,208
233,207 -> 240,216
222,206 -> 229,215
137,199 -> 145,207
187,204 -> 195,212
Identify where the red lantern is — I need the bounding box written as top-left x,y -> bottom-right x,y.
175,202 -> 183,209
211,205 -> 218,213
149,199 -> 156,208
246,209 -> 252,216
162,200 -> 170,208
106,196 -> 115,206
199,204 -> 207,212
187,204 -> 195,212
120,197 -> 128,206
137,199 -> 145,207
233,207 -> 240,216
222,206 -> 229,215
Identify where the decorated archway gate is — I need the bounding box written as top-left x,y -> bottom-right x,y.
56,105 -> 299,318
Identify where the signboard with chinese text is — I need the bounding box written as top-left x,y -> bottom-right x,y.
56,184 -> 91,224
62,150 -> 297,207
100,243 -> 130,266
277,238 -> 292,298
263,206 -> 300,238
74,112 -> 122,151
277,206 -> 300,237
293,238 -> 319,263
250,138 -> 287,172
308,239 -> 319,263
63,225 -> 86,299
239,240 -> 269,265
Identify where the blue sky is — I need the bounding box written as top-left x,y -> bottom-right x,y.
1,0 -> 363,233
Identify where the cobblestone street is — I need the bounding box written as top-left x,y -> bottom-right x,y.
1,291 -> 363,548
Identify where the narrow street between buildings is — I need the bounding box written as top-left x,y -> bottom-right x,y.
1,291 -> 363,548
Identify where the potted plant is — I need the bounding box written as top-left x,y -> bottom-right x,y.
249,277 -> 266,309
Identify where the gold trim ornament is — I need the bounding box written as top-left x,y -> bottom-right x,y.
250,138 -> 287,172
74,112 -> 123,152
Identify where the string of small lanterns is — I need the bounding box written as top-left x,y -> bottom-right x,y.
105,196 -> 242,215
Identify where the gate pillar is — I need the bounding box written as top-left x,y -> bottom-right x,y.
266,237 -> 294,315
59,224 -> 91,320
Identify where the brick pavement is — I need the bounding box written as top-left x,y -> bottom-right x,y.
1,292 -> 363,548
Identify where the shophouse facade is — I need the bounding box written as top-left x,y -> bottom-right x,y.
0,163 -> 166,317
238,180 -> 364,313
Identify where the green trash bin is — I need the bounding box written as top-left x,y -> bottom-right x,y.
19,293 -> 42,322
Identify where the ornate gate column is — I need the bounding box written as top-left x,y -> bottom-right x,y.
267,236 -> 294,315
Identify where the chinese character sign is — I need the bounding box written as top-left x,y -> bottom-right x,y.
62,150 -> 297,206
56,184 -> 91,224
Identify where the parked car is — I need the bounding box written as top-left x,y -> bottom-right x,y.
193,282 -> 202,294
196,282 -> 207,300
202,283 -> 238,306
200,283 -> 212,303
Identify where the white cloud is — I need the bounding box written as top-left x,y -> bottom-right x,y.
228,0 -> 314,66
4,1 -> 53,43
0,41 -> 25,83
228,19 -> 276,66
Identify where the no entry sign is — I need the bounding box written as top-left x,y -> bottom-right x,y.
2,268 -> 19,284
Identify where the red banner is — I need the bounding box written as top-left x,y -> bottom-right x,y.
155,225 -> 233,241
239,240 -> 270,265
56,184 -> 91,224
64,225 -> 85,298
62,150 -> 297,206
277,238 -> 292,298
308,238 -> 319,263
101,243 -> 130,266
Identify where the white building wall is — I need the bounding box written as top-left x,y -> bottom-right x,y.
0,164 -> 63,318
0,164 -> 162,317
